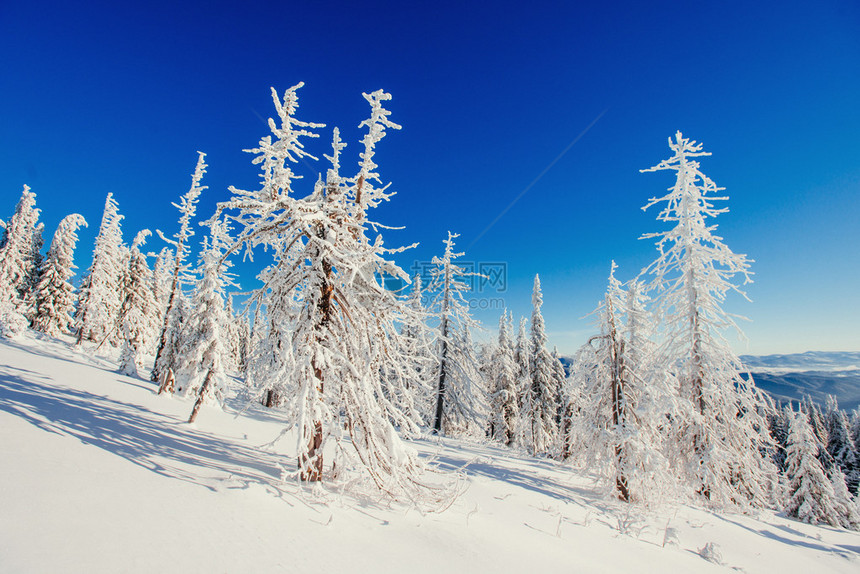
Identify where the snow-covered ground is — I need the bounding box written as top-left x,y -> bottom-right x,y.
2,333 -> 859,573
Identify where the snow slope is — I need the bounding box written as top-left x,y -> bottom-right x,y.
1,333 -> 859,573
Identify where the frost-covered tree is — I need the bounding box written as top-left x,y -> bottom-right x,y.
427,231 -> 485,435
767,403 -> 792,473
640,132 -> 775,508
830,467 -> 860,530
152,247 -> 173,317
117,231 -> 158,377
785,410 -> 844,527
31,214 -> 88,336
825,398 -> 860,495
0,186 -> 43,334
488,310 -> 519,445
215,84 -> 446,503
802,397 -> 835,472
391,274 -> 434,428
519,275 -> 561,456
569,263 -> 674,502
178,219 -> 234,423
151,152 -> 207,383
75,193 -> 125,345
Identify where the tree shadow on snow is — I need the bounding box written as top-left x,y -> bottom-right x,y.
0,365 -> 298,501
414,437 -> 598,507
715,514 -> 860,558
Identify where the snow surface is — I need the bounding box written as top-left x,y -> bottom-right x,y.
2,333 -> 859,573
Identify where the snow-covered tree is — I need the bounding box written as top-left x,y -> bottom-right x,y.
785,410 -> 845,527
825,398 -> 859,495
640,132 -> 775,508
177,218 -> 235,422
31,214 -> 88,336
152,247 -> 173,315
488,310 -> 519,446
519,275 -> 561,456
767,403 -> 792,473
215,84 -> 447,503
427,231 -> 486,436
569,263 -> 674,502
118,231 -> 158,377
0,186 -> 43,334
151,152 -> 207,383
75,193 -> 125,345
830,467 -> 860,530
390,274 -> 434,429
802,397 -> 835,471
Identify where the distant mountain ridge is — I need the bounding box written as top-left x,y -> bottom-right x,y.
741,351 -> 860,411
559,352 -> 860,411
740,351 -> 860,373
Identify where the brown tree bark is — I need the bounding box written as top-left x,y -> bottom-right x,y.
188,369 -> 215,423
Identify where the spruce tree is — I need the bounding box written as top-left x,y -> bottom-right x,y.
428,231 -> 485,435
569,263 -> 673,502
117,231 -> 159,377
825,399 -> 860,495
488,310 -> 519,446
0,186 -> 43,334
640,132 -> 775,508
215,85 -> 446,503
75,193 -> 125,345
178,219 -> 234,422
520,274 -> 560,456
31,214 -> 88,336
151,152 -> 207,383
785,410 -> 844,527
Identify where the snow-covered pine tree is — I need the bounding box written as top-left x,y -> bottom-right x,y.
640,132 -> 775,509
0,186 -> 43,335
151,152 -> 207,383
519,274 -> 561,456
151,247 -> 173,321
75,193 -> 125,345
215,85 -> 446,503
427,231 -> 485,436
177,218 -> 235,422
570,262 -> 674,502
830,467 -> 860,530
117,231 -> 158,377
391,274 -> 434,429
825,397 -> 860,495
31,214 -> 88,336
488,310 -> 519,446
851,409 -> 860,462
767,403 -> 792,474
802,397 -> 836,472
231,304 -> 252,376
448,321 -> 488,437
22,224 -> 45,320
513,316 -> 532,446
785,410 -> 845,527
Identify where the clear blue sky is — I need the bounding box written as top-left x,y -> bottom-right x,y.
2,1 -> 858,355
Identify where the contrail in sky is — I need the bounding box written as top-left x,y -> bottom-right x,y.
467,108 -> 609,250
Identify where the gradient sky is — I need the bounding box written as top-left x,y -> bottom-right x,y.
2,1 -> 858,355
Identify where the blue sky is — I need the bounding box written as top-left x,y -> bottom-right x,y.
2,1 -> 858,355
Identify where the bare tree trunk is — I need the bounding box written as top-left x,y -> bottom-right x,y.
188,369 -> 215,423
150,272 -> 181,382
264,389 -> 279,408
607,295 -> 629,502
